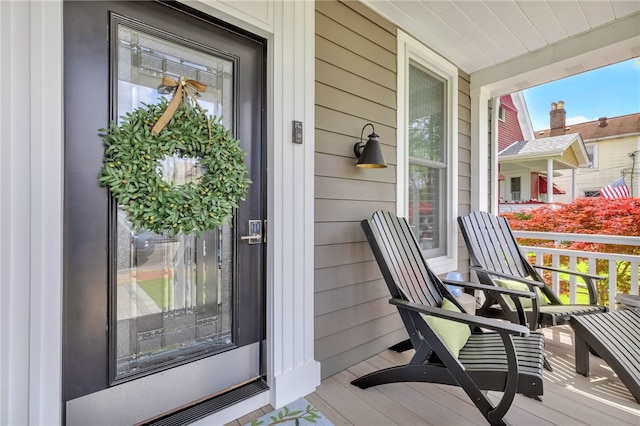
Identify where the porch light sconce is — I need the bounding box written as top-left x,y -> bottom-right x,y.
353,123 -> 387,168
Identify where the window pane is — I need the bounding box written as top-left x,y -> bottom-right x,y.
408,60 -> 447,257
510,177 -> 521,201
586,145 -> 596,168
408,164 -> 445,255
117,25 -> 233,128
408,61 -> 445,162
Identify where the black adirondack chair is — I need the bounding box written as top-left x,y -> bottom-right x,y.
351,211 -> 544,426
458,211 -> 607,330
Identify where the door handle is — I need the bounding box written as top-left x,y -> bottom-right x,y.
241,220 -> 262,244
240,233 -> 262,243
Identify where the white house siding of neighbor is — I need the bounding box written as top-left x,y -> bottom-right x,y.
537,104 -> 640,202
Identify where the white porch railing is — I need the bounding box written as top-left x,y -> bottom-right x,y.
512,231 -> 640,311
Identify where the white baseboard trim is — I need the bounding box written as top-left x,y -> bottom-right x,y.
272,360 -> 322,409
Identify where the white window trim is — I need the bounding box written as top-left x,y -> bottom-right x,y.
498,106 -> 505,122
504,173 -> 530,202
397,30 -> 458,275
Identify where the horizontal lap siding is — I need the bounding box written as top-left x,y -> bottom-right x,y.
458,72 -> 472,277
560,147 -> 578,166
315,0 -> 400,379
314,0 -> 472,378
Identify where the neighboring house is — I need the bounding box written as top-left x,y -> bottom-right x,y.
2,1 -> 639,424
536,107 -> 640,202
497,93 -> 535,153
497,97 -> 591,210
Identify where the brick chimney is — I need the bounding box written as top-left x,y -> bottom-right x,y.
549,101 -> 566,135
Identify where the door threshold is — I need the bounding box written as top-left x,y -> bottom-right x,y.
139,378 -> 269,426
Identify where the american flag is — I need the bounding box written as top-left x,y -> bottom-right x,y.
600,177 -> 630,199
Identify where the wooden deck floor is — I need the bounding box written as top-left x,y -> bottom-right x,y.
228,326 -> 640,425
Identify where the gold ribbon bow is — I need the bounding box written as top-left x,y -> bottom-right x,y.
152,76 -> 210,137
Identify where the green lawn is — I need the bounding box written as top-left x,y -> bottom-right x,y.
138,278 -> 172,309
554,263 -> 602,304
556,286 -> 591,304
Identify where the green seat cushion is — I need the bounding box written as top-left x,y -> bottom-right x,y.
424,298 -> 472,358
494,276 -> 548,309
396,286 -> 471,358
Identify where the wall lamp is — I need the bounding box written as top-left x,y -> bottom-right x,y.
353,123 -> 387,168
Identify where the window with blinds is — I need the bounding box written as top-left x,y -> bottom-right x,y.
407,61 -> 447,256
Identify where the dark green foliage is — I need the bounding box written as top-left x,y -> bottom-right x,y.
98,98 -> 250,236
501,197 -> 640,303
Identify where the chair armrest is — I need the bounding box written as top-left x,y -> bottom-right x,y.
466,266 -> 543,328
442,279 -> 536,299
532,265 -> 603,305
389,298 -> 530,337
469,265 -> 545,287
532,264 -> 604,280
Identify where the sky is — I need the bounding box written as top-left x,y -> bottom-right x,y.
523,58 -> 640,132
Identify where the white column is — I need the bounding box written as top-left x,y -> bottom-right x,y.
572,169 -> 578,200
490,96 -> 501,213
268,0 -> 320,410
0,3 -> 31,423
470,87 -> 491,212
547,158 -> 554,203
1,1 -> 64,424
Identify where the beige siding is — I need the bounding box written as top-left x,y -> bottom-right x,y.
457,72 -> 472,277
560,146 -> 579,166
314,0 -> 472,378
553,135 -> 640,201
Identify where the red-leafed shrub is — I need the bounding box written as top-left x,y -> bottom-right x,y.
501,197 -> 640,304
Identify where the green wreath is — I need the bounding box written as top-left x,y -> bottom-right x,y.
98,97 -> 250,236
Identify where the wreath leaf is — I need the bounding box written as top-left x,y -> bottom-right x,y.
99,97 -> 251,236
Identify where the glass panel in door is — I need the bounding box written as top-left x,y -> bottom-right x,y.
114,24 -> 235,380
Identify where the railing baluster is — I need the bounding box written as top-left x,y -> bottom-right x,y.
569,255 -> 577,304
513,231 -> 640,310
552,253 -> 560,296
632,261 -> 639,296
608,261 -> 618,311
588,257 -> 597,277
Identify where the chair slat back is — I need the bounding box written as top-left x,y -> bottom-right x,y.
458,211 -> 537,279
362,210 -> 443,308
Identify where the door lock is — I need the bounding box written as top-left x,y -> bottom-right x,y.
241,220 -> 262,244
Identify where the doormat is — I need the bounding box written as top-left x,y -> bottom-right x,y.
246,397 -> 334,426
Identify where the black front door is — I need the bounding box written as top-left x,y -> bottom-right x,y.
63,1 -> 265,423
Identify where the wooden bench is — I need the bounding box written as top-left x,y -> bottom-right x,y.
570,309 -> 640,404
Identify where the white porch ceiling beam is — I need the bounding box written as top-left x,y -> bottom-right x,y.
471,12 -> 640,97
